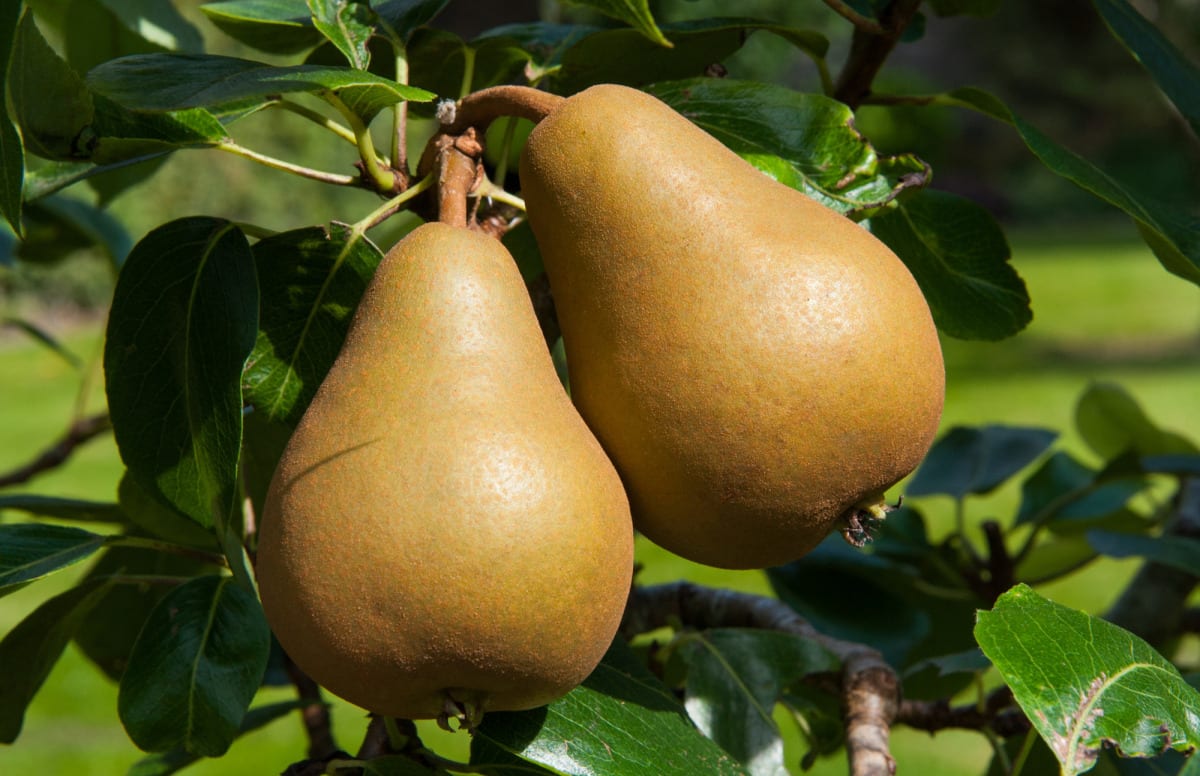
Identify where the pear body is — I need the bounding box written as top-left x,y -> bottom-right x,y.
256,222 -> 634,719
519,84 -> 944,569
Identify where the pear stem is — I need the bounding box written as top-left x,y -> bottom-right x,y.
433,130 -> 484,229
440,85 -> 565,134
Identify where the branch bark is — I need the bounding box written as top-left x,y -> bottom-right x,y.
285,656 -> 339,761
833,0 -> 924,109
0,411 -> 111,488
623,582 -> 898,776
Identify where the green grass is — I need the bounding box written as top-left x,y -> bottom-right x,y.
1,228 -> 1197,774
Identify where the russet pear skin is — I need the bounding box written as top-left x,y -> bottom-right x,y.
519,84 -> 945,569
255,222 -> 634,720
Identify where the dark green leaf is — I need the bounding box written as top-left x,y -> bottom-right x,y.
243,225 -> 382,427
1,0 -> 22,235
8,10 -> 94,160
906,425 -> 1057,499
201,0 -> 323,55
976,584 -> 1200,775
901,648 -> 990,684
556,20 -> 826,96
0,494 -> 123,524
473,21 -> 600,73
402,28 -> 533,107
0,523 -> 107,597
309,0 -> 375,69
117,472 -> 221,549
63,0 -> 168,76
1093,0 -> 1200,137
1141,454 -> 1200,476
1075,382 -> 1197,460
97,0 -> 204,52
1016,451 -> 1147,533
678,629 -> 838,775
74,544 -> 216,680
104,217 -> 258,531
779,685 -> 843,768
0,577 -> 117,743
375,0 -> 450,41
471,639 -> 749,776
118,574 -> 271,755
23,154 -> 171,203
1,317 -> 84,368
239,412 -> 293,521
1086,530 -> 1200,576
937,87 -> 1200,285
767,536 -> 927,667
868,189 -> 1031,340
570,0 -> 671,47
127,700 -> 313,776
18,193 -> 132,270
86,94 -> 228,165
86,53 -> 434,124
648,78 -> 926,216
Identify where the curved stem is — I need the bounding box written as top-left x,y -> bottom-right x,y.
273,99 -> 359,145
822,0 -> 886,34
474,177 -> 525,212
440,85 -> 565,135
323,92 -> 398,193
216,141 -> 357,186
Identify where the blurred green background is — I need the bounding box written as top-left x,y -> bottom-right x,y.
3,0 -> 1199,773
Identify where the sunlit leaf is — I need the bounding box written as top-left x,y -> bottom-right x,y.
86,53 -> 434,124
868,189 -> 1031,340
201,0 -> 322,55
8,10 -> 94,160
104,218 -> 258,534
471,640 -> 748,776
1075,382 -> 1196,460
243,225 -> 382,427
976,584 -> 1200,775
309,0 -> 375,69
569,0 -> 671,47
118,575 -> 271,755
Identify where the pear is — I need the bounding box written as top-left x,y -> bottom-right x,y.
519,84 -> 944,569
255,222 -> 634,721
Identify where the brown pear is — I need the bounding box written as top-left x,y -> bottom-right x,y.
255,222 -> 634,721
519,84 -> 944,569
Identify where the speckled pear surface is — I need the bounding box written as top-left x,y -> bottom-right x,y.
519,84 -> 944,569
256,222 -> 634,720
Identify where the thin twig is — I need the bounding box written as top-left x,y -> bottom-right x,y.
897,687 -> 1030,738
833,0 -> 924,109
623,582 -> 899,776
0,412 -> 111,488
822,0 -> 886,35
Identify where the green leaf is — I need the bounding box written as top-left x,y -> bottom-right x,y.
62,0 -> 168,76
127,699 -> 313,776
18,193 -> 133,270
868,189 -> 1031,340
906,425 -> 1057,499
103,217 -> 259,531
1093,0 -> 1200,137
1016,452 -> 1148,532
767,536 -> 929,667
1,0 -> 23,235
117,471 -> 221,549
555,20 -> 827,96
648,78 -> 925,217
0,523 -> 107,597
74,544 -> 217,680
570,0 -> 671,48
678,629 -> 838,776
402,28 -> 534,106
309,0 -> 375,69
97,0 -> 204,52
118,574 -> 271,755
1075,382 -> 1197,460
976,584 -> 1200,775
375,0 -> 450,41
8,9 -> 95,160
201,0 -> 323,55
937,87 -> 1200,285
243,225 -> 382,427
0,577 -> 117,743
473,21 -> 600,73
86,94 -> 228,165
1015,534 -> 1099,585
471,639 -> 749,776
0,494 -> 124,524
901,648 -> 990,685
22,154 -> 171,203
86,53 -> 435,124
1086,530 -> 1200,576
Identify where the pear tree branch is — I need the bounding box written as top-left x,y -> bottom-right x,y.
0,411 -> 111,488
622,582 -> 899,776
833,0 -> 924,109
